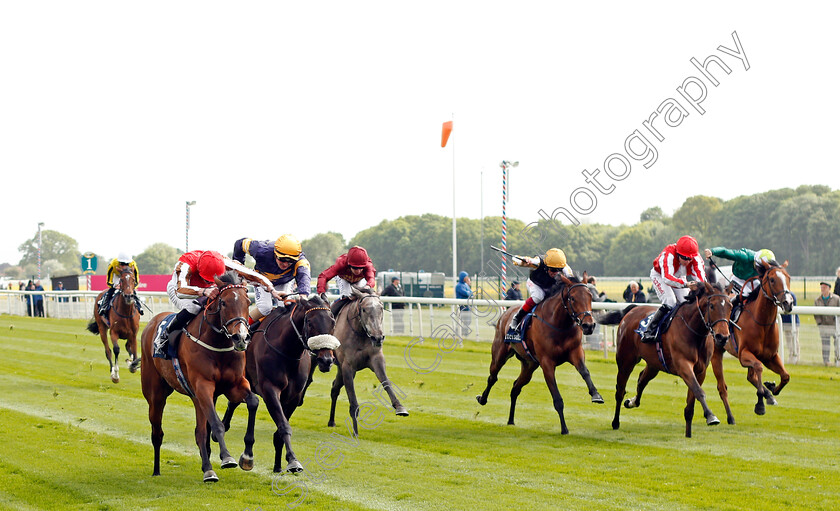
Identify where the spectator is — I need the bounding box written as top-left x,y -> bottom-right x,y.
834,266 -> 840,297
623,280 -> 647,303
455,271 -> 473,336
56,281 -> 68,303
33,280 -> 45,317
25,280 -> 34,316
381,277 -> 406,333
586,276 -> 606,302
505,281 -> 522,301
814,282 -> 840,366
780,291 -> 799,364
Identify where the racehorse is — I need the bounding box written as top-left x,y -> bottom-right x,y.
475,273 -> 603,434
140,271 -> 255,483
324,287 -> 408,437
600,281 -> 732,438
710,260 -> 794,422
86,268 -> 141,383
220,294 -> 340,473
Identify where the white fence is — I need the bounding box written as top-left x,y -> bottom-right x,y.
2,290 -> 839,367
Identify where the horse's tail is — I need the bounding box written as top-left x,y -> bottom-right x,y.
85,319 -> 99,334
595,304 -> 638,325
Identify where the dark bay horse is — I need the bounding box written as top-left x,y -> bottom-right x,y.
600,281 -> 732,438
221,294 -> 339,473
140,272 -> 254,483
86,268 -> 141,383
476,274 -> 603,434
711,260 -> 794,421
325,287 -> 408,437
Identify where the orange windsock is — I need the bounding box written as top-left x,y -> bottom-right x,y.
441,121 -> 453,148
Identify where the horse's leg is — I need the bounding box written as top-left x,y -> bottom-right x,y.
144,379 -> 171,476
684,386 -> 696,439
215,400 -> 240,441
739,349 -> 773,415
612,352 -> 638,430
674,361 -> 719,438
328,368 -> 345,428
476,341 -> 514,406
710,347 -> 735,425
261,385 -> 301,473
568,346 -> 604,403
100,326 -> 118,383
300,355 -> 317,407
225,383 -> 258,472
191,382 -> 231,482
340,364 -> 361,436
508,360 -> 537,426
761,353 -> 791,397
625,365 -> 659,409
127,329 -> 141,373
539,361 -> 569,434
369,352 -> 408,416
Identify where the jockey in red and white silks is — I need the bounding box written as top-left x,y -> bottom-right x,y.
650,236 -> 706,308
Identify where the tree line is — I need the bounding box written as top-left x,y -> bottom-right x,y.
4,185 -> 838,280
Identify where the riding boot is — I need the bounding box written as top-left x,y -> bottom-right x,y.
330,297 -> 349,317
99,288 -> 114,316
509,307 -> 529,332
730,295 -> 742,322
154,308 -> 197,359
642,304 -> 671,342
135,295 -> 144,315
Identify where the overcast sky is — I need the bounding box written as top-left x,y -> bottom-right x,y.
2,2 -> 838,268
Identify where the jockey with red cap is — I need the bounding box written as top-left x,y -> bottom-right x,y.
316,246 -> 376,317
153,249 -> 280,359
642,235 -> 706,342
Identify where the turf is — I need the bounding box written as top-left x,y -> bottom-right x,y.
1,315 -> 838,511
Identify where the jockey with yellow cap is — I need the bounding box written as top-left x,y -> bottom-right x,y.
153,249 -> 280,359
507,248 -> 574,334
233,234 -> 312,326
98,252 -> 142,317
643,235 -> 705,342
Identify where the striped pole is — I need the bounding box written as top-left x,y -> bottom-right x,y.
185,201 -> 196,252
501,162 -> 508,293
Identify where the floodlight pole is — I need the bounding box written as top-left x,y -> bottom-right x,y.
37,222 -> 45,280
186,201 -> 196,252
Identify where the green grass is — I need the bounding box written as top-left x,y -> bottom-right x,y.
1,315 -> 839,511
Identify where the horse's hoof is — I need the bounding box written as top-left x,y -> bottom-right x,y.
754,404 -> 766,416
476,395 -> 487,406
727,417 -> 736,425
765,394 -> 777,406
623,398 -> 636,409
286,460 -> 303,473
706,415 -> 720,426
394,405 -> 409,416
220,457 -> 238,469
561,428 -> 569,435
239,454 -> 254,471
110,375 -> 119,384
129,359 -> 141,373
591,393 -> 604,404
327,421 -> 336,427
764,381 -> 777,393
203,470 -> 219,483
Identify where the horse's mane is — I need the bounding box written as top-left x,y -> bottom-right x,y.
546,274 -> 582,299
685,282 -> 725,303
217,270 -> 241,286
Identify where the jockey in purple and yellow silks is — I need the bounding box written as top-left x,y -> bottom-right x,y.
233,234 -> 312,324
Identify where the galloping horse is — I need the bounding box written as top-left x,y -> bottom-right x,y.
325,287 -> 408,437
86,268 -> 141,383
476,274 -> 603,434
600,281 -> 732,438
140,271 -> 254,483
220,294 -> 339,473
710,260 -> 794,421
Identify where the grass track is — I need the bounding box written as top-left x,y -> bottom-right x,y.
1,315 -> 839,510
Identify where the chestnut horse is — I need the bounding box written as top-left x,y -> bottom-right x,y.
140,271 -> 255,483
601,281 -> 732,438
476,274 -> 603,434
220,294 -> 339,473
86,268 -> 141,383
711,260 -> 794,422
325,287 -> 409,437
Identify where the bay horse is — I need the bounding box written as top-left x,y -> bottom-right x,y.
475,273 -> 603,434
220,294 -> 339,473
710,260 -> 794,422
325,287 -> 408,437
86,268 -> 141,383
600,281 -> 732,438
140,271 -> 255,483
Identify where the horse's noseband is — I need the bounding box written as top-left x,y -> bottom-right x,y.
205,284 -> 250,339
698,293 -> 731,332
761,268 -> 792,309
564,283 -> 593,326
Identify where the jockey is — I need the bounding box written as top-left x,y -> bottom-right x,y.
704,246 -> 775,308
316,246 -> 376,317
153,250 -> 281,359
233,234 -> 311,327
98,252 -> 142,317
643,235 -> 705,342
507,248 -> 574,334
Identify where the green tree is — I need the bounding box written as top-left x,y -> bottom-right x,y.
302,232 -> 346,277
18,230 -> 80,271
135,243 -> 182,275
604,221 -> 678,275
640,206 -> 665,223
672,195 -> 723,241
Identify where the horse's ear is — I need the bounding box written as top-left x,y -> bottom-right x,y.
782,259 -> 789,268
320,292 -> 329,303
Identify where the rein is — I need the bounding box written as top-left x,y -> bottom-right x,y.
263,302 -> 331,359
348,295 -> 381,340
676,292 -> 731,338
189,283 -> 249,352
742,268 -> 789,327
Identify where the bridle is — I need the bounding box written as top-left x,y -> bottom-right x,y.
288,301 -> 334,354
759,266 -> 792,309
202,284 -> 250,339
561,283 -> 594,327
678,291 -> 732,337
348,294 -> 382,340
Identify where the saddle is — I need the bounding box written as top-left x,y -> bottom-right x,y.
504,313 -> 533,343
153,314 -> 180,360
636,304 -> 682,343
